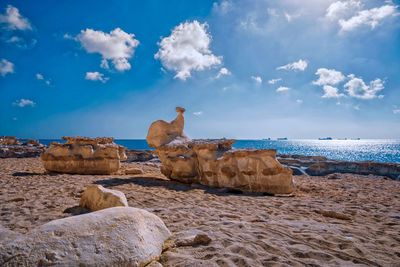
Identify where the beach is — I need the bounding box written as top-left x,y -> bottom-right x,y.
1,157 -> 399,266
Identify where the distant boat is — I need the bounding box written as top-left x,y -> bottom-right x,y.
277,137 -> 288,140
262,138 -> 271,140
318,137 -> 333,140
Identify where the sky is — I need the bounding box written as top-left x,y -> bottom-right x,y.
1,0 -> 400,139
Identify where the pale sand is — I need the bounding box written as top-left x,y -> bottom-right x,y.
1,158 -> 399,266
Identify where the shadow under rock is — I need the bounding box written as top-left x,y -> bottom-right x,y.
93,177 -> 271,197
63,206 -> 91,216
12,172 -> 43,176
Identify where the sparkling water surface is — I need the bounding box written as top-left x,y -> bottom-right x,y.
38,139 -> 400,163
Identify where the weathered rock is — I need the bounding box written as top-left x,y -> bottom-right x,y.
41,136 -> 127,174
277,154 -> 400,181
155,139 -> 295,194
173,229 -> 212,247
0,207 -> 171,267
124,167 -> 144,175
125,149 -> 155,162
0,136 -> 46,158
146,107 -> 190,148
79,185 -> 128,211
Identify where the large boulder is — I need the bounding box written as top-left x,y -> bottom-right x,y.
79,185 -> 128,211
41,137 -> 127,174
146,107 -> 190,148
0,207 -> 171,267
155,139 -> 295,194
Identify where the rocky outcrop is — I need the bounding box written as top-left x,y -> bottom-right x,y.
146,107 -> 190,148
147,108 -> 295,194
0,207 -> 171,267
155,139 -> 295,194
41,137 -> 127,175
0,136 -> 46,158
125,149 -> 155,162
79,185 -> 128,211
277,154 -> 400,180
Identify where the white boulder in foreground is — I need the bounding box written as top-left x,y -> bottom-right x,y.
0,207 -> 171,267
79,184 -> 128,211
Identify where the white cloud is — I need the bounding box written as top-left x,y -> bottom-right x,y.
276,86 -> 290,92
344,74 -> 384,99
284,12 -> 301,22
0,59 -> 14,76
13,99 -> 35,107
326,0 -> 362,20
393,109 -> 400,114
339,5 -> 398,32
277,59 -> 308,71
251,76 -> 262,84
85,72 -> 109,83
354,105 -> 360,110
268,78 -> 281,84
76,28 -> 139,72
36,73 -> 51,85
193,111 -> 203,116
213,1 -> 232,15
322,85 -> 345,98
155,21 -> 221,80
296,99 -> 303,104
0,5 -> 32,31
216,67 -> 231,78
313,68 -> 345,86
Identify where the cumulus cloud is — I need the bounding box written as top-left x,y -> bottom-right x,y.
76,28 -> 139,72
85,72 -> 109,83
276,86 -> 290,92
339,4 -> 398,32
155,20 -> 222,80
393,109 -> 400,114
0,59 -> 14,76
13,99 -> 35,107
322,85 -> 345,98
193,111 -> 203,116
296,99 -> 303,104
344,74 -> 384,99
36,73 -> 51,85
313,68 -> 345,86
268,78 -> 281,84
326,0 -> 362,20
216,67 -> 231,78
0,5 -> 32,31
251,76 -> 262,84
277,59 -> 308,71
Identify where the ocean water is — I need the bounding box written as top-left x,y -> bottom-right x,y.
38,139 -> 400,163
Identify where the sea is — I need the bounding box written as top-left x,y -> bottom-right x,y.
37,139 -> 400,163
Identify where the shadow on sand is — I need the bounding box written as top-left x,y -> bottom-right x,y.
12,172 -> 43,176
93,176 -> 279,197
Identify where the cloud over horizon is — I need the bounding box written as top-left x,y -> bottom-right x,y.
155,20 -> 222,80
75,28 -> 139,72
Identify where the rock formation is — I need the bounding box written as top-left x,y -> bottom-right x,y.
79,185 -> 128,211
277,154 -> 400,180
0,207 -> 171,267
0,136 -> 46,158
146,107 -> 190,148
41,137 -> 127,174
148,108 -> 295,194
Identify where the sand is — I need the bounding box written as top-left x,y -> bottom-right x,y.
1,158 -> 399,266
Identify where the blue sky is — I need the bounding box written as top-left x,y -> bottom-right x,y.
1,0 -> 400,139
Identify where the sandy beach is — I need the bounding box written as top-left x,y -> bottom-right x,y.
1,157 -> 399,266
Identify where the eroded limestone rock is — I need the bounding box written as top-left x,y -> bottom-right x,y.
0,207 -> 171,267
155,139 -> 295,194
79,185 -> 128,211
0,136 -> 46,158
41,137 -> 127,174
146,107 -> 190,148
